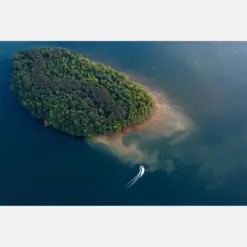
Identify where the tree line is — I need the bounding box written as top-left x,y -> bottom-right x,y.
11,47 -> 153,137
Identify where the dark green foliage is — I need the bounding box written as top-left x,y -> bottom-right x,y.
10,47 -> 153,137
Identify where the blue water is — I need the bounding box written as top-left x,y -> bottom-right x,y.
1,41 -> 247,205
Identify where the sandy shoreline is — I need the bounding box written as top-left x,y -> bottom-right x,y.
121,91 -> 162,132
94,83 -> 164,141
89,75 -> 194,168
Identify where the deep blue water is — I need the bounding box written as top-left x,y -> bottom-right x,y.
1,41 -> 247,205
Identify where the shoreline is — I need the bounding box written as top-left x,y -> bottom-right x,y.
89,78 -> 194,168
93,85 -> 163,141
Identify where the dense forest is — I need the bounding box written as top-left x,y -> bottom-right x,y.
10,47 -> 153,137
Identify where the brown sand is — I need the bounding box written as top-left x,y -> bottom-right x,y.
87,79 -> 195,172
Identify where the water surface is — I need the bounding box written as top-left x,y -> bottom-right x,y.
1,41 -> 247,205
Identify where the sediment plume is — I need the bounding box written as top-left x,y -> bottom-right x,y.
87,78 -> 195,172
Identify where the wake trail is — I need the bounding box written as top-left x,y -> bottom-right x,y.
127,167 -> 142,185
126,175 -> 140,187
125,165 -> 145,189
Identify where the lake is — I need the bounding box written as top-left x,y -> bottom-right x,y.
1,41 -> 247,205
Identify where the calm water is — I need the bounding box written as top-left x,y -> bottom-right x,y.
1,41 -> 247,205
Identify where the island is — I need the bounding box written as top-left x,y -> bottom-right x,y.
10,47 -> 153,138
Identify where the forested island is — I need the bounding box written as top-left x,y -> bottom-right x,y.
10,47 -> 153,138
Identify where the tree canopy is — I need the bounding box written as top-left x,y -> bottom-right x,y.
10,47 -> 153,137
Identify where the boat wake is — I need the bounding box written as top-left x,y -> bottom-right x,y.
125,165 -> 145,189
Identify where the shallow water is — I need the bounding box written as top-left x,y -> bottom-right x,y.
1,41 -> 247,205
